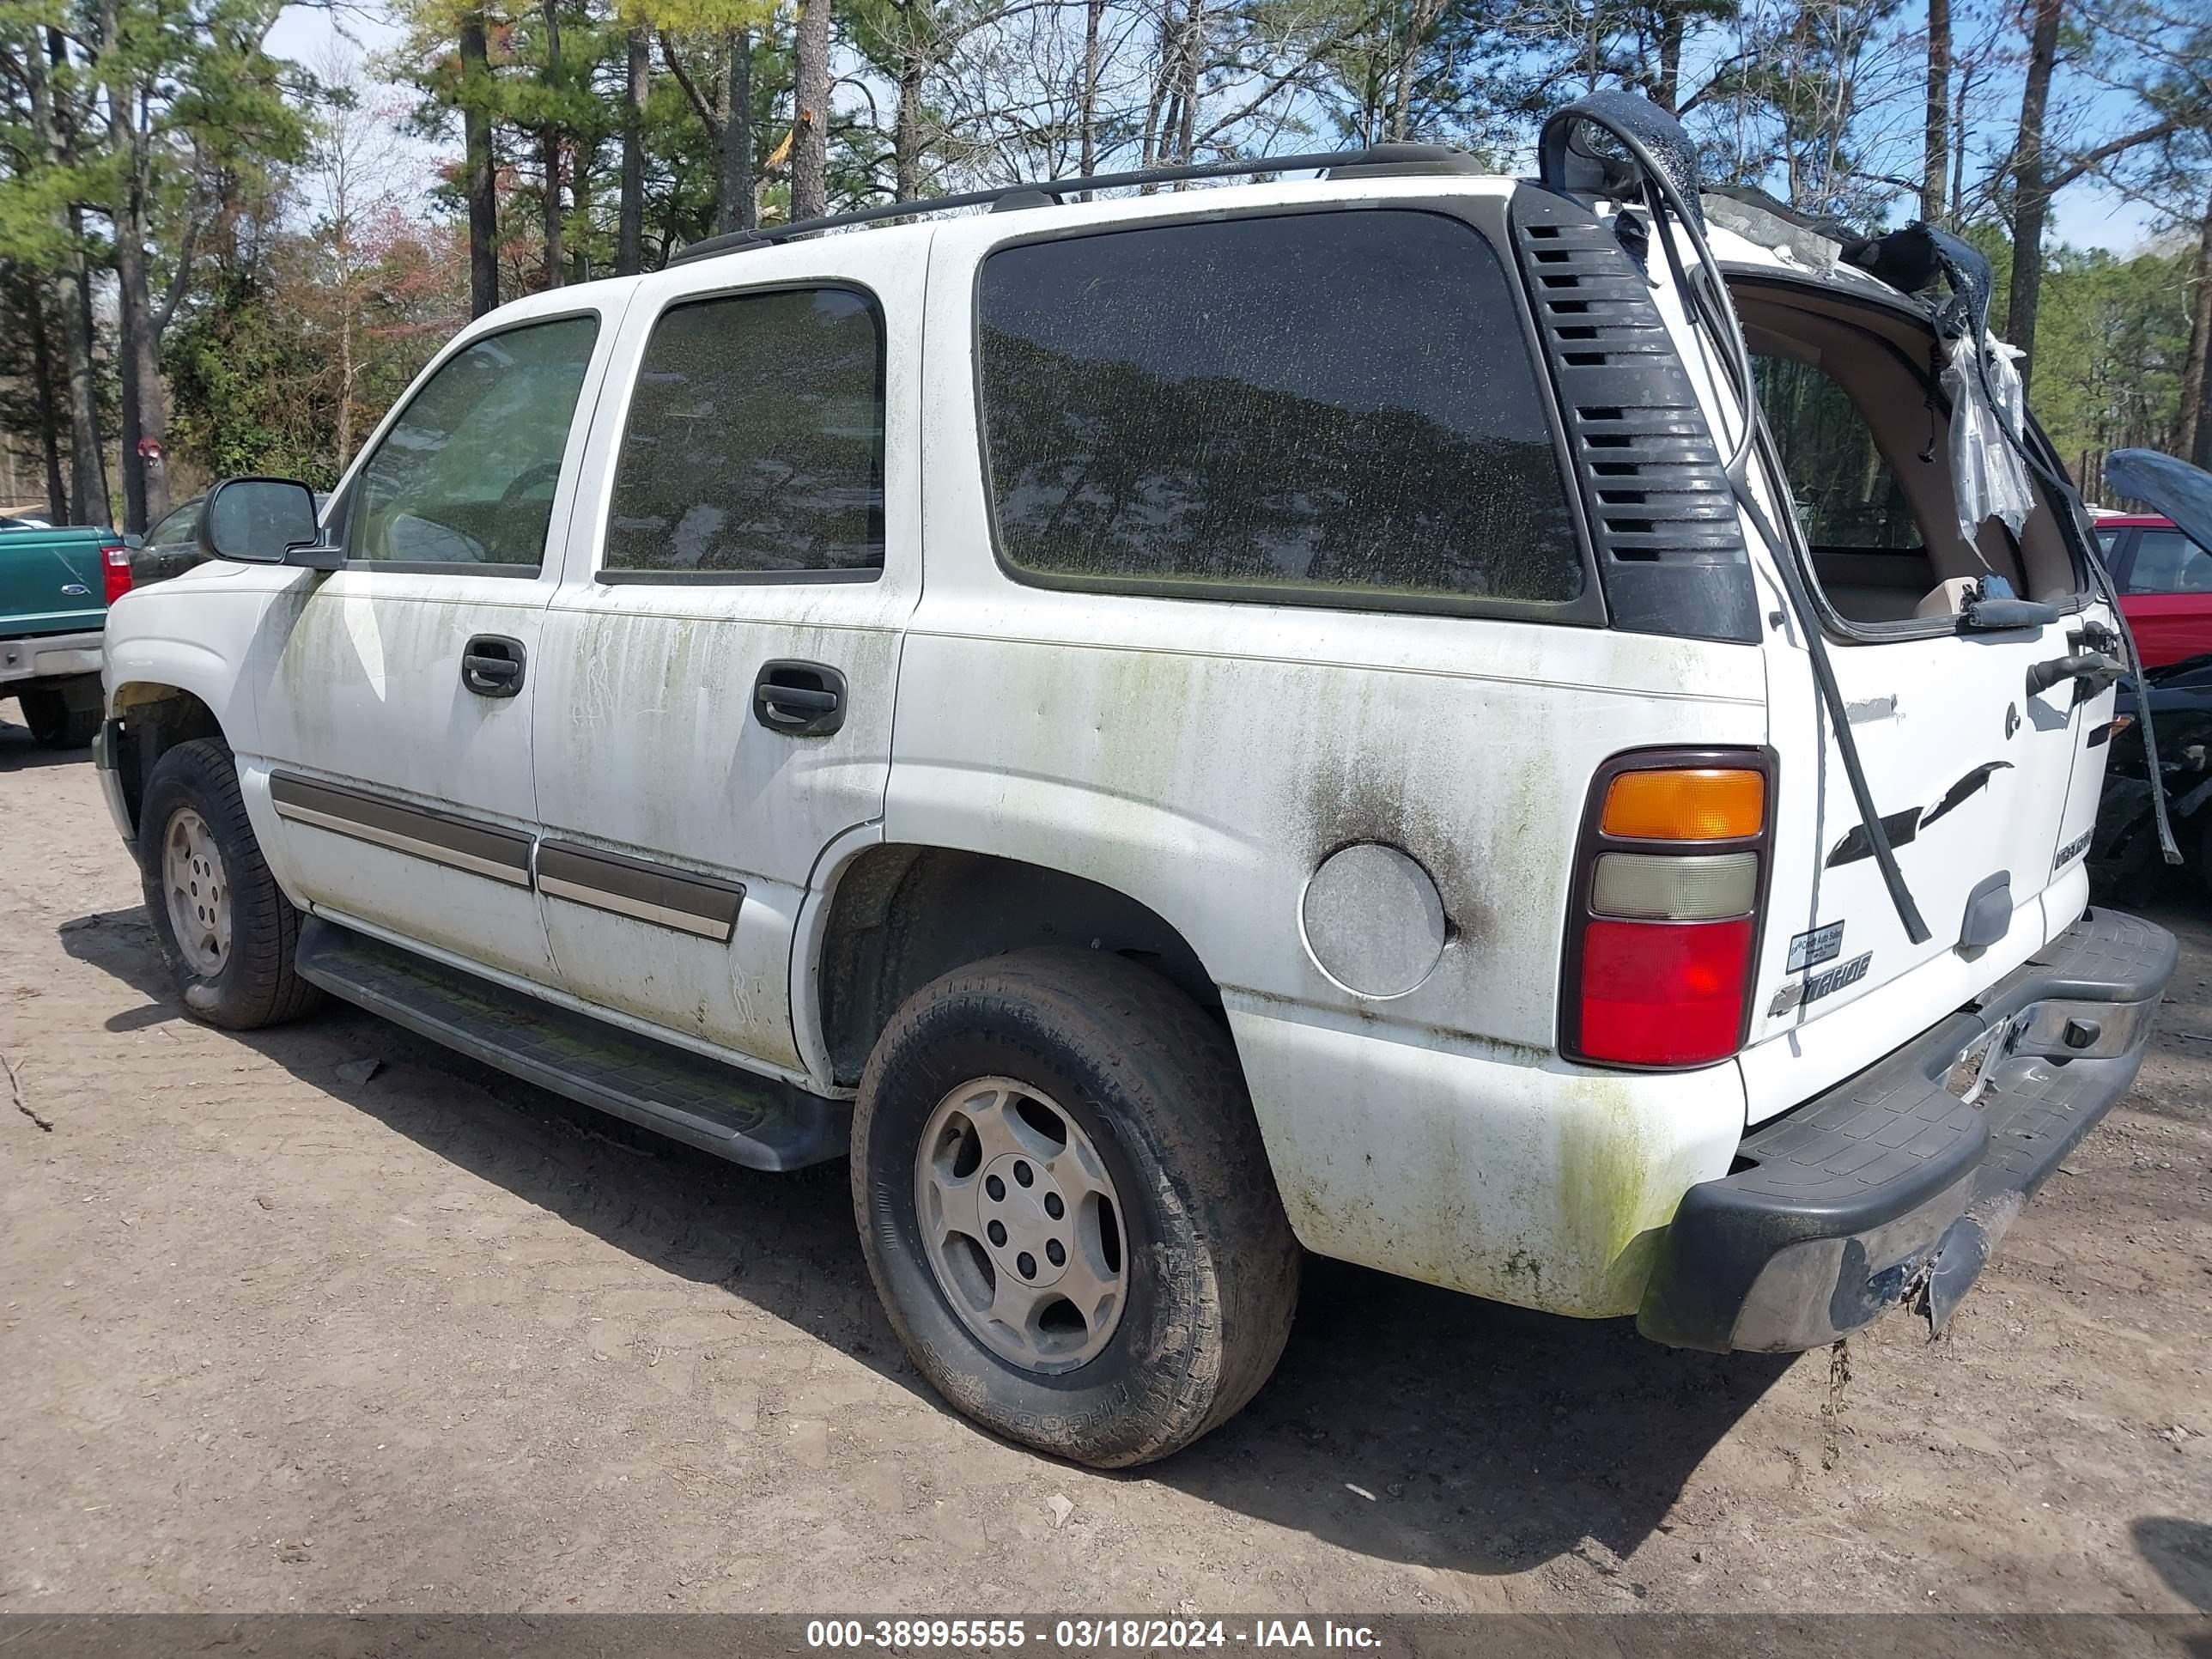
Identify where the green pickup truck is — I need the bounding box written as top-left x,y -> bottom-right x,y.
1,514 -> 130,749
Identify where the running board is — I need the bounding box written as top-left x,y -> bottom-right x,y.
295,918 -> 847,1170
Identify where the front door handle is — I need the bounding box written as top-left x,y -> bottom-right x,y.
754,659 -> 846,737
462,635 -> 526,699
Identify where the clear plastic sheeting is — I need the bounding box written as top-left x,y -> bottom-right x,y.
1942,335 -> 2035,551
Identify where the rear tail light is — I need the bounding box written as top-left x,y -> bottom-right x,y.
1563,753 -> 1770,1069
1589,851 -> 1758,919
1600,767 -> 1764,841
101,544 -> 132,605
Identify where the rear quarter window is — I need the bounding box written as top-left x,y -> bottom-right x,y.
974,210 -> 1582,611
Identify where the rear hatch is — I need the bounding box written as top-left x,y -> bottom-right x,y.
1729,273 -> 2110,1109
0,526 -> 111,636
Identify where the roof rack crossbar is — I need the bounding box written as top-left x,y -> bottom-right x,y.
667,145 -> 1424,265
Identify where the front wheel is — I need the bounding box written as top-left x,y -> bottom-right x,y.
137,738 -> 323,1030
852,947 -> 1299,1468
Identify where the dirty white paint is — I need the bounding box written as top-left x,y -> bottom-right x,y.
1299,842 -> 1448,999
98,179 -> 2125,1323
255,573 -> 564,983
1226,996 -> 1745,1316
883,199 -> 1773,1307
525,229 -> 927,1073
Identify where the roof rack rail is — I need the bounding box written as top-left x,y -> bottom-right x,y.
667,143 -> 1476,265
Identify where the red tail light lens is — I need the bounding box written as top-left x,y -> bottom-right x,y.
1563,750 -> 1771,1070
1577,918 -> 1755,1066
101,544 -> 132,605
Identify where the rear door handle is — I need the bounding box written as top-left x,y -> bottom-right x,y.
753,659 -> 846,737
2026,651 -> 2125,697
462,635 -> 526,699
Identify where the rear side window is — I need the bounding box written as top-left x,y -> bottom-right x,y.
602,286 -> 885,579
975,210 -> 1582,608
1751,353 -> 1923,550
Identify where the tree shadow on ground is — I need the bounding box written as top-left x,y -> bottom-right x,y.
62,903 -> 1790,1577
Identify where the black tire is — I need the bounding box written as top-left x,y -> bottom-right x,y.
138,737 -> 323,1030
18,688 -> 99,750
852,947 -> 1299,1468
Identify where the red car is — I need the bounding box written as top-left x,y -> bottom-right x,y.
2094,512 -> 2212,668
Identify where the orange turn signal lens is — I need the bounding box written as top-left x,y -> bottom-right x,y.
1601,768 -> 1764,842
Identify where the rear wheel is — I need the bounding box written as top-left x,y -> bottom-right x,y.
138,738 -> 322,1030
852,947 -> 1298,1468
18,688 -> 99,750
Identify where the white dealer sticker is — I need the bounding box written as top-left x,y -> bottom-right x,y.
1786,921 -> 1845,973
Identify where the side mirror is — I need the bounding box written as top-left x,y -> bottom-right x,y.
197,477 -> 339,568
122,532 -> 143,550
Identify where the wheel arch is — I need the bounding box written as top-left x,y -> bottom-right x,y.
810,842 -> 1224,1089
108,681 -> 227,839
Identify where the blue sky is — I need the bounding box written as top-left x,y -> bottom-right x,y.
2053,181 -> 2162,251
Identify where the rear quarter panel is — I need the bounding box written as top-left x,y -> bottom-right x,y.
890,484 -> 1766,1322
892,195 -> 1769,1314
888,598 -> 1767,1048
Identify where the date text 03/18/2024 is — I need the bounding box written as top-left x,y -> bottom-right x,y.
805,1620 -> 1383,1650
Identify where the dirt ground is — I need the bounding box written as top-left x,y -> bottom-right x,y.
2,696 -> 2209,1620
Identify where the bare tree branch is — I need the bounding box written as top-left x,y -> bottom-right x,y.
2048,119 -> 2179,194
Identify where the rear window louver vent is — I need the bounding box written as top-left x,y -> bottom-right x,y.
1509,187 -> 1759,644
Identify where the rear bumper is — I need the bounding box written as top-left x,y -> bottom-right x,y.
0,629 -> 103,685
1639,908 -> 2176,1352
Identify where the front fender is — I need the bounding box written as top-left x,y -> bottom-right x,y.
103,568 -> 295,757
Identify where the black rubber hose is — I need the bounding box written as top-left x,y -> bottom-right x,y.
1728,447 -> 1933,943
1604,149 -> 1933,945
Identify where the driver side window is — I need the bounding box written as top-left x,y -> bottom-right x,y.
345,315 -> 599,570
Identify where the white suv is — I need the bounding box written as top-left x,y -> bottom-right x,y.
100,94 -> 2175,1467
